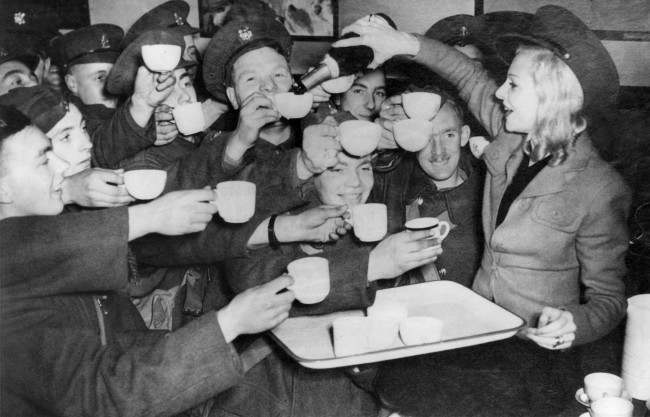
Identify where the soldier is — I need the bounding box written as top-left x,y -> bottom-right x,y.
52,24 -> 176,168
122,0 -> 230,135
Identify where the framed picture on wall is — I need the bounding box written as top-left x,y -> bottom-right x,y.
266,0 -> 338,40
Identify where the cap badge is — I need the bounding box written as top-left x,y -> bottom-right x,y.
238,27 -> 253,42
13,12 -> 26,26
100,34 -> 110,49
460,25 -> 469,38
174,12 -> 184,26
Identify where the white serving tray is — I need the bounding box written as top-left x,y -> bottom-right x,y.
270,281 -> 525,369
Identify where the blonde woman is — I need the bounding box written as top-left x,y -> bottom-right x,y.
335,6 -> 630,416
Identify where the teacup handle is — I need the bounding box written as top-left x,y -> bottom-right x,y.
211,188 -> 222,212
438,221 -> 450,241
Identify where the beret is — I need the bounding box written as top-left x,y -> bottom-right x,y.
122,0 -> 198,50
0,85 -> 68,133
107,29 -> 193,96
0,32 -> 39,68
496,5 -> 619,114
202,15 -> 291,102
50,24 -> 123,69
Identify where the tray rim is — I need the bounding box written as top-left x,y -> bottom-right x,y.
269,281 -> 526,367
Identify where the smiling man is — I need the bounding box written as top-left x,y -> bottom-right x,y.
377,91 -> 485,287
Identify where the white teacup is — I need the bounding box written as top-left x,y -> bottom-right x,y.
287,257 -> 330,304
332,316 -> 399,357
367,300 -> 408,323
141,44 -> 182,72
584,373 -> 625,403
213,181 -> 256,223
401,92 -> 442,120
588,397 -> 634,417
393,119 -> 434,152
273,92 -> 313,119
405,217 -> 451,242
124,169 -> 167,200
347,203 -> 387,242
321,74 -> 355,94
172,102 -> 205,135
338,120 -> 382,156
399,316 -> 444,345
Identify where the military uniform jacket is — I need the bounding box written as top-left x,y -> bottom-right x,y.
70,96 -> 156,169
0,208 -> 243,417
412,36 -> 630,346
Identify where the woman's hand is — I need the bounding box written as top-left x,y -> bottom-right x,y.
525,306 -> 577,350
367,230 -> 442,281
62,168 -> 134,207
217,275 -> 295,342
333,15 -> 421,68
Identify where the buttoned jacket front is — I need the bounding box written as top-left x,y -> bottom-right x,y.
413,37 -> 630,346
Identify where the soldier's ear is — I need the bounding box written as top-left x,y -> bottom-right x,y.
226,86 -> 238,110
461,125 -> 470,147
64,73 -> 77,95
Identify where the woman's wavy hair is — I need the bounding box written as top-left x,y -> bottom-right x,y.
519,45 -> 586,166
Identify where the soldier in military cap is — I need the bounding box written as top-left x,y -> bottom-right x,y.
200,15 -> 340,189
0,7 -> 63,93
52,24 -> 181,169
0,33 -> 39,96
123,0 -> 201,71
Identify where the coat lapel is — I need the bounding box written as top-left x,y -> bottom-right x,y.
518,135 -> 592,199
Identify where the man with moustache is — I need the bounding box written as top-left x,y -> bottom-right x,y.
379,90 -> 484,288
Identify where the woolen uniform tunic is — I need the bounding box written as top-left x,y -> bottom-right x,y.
0,208 -> 244,417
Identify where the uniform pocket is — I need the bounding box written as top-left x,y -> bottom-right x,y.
531,196 -> 581,233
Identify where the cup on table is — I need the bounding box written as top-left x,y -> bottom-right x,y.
583,373 -> 625,403
272,92 -> 313,119
287,257 -> 330,304
212,181 -> 256,223
586,397 -> 634,417
346,203 -> 387,242
172,102 -> 205,135
338,120 -> 382,156
405,217 -> 450,243
123,169 -> 167,200
401,92 -> 442,121
141,44 -> 182,72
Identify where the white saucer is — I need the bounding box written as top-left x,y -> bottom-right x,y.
575,388 -> 590,407
574,387 -> 632,407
